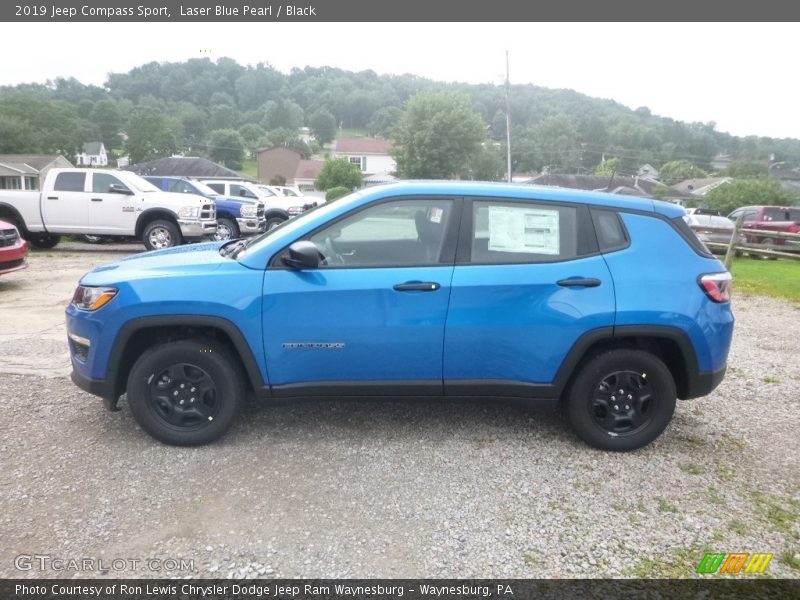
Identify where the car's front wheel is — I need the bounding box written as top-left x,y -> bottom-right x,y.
143,219 -> 181,251
126,340 -> 244,445
564,349 -> 676,451
213,217 -> 240,241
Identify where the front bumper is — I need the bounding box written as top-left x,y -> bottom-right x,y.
178,218 -> 217,239
0,240 -> 28,275
237,216 -> 267,234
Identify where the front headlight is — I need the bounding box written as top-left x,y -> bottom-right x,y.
287,206 -> 303,216
178,206 -> 200,218
72,286 -> 117,311
240,204 -> 258,217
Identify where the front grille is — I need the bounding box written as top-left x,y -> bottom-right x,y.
257,204 -> 265,218
0,258 -> 25,271
0,228 -> 19,247
200,204 -> 215,220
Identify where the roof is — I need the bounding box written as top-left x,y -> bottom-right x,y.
81,142 -> 104,155
0,161 -> 38,176
0,154 -> 71,171
530,173 -> 661,196
124,157 -> 242,178
669,177 -> 730,196
294,159 -> 324,180
334,138 -> 392,155
361,181 -> 683,218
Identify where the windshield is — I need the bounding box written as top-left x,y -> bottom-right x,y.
123,172 -> 161,193
190,180 -> 220,196
235,190 -> 367,257
256,185 -> 277,197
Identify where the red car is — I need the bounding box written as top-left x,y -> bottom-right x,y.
0,219 -> 29,275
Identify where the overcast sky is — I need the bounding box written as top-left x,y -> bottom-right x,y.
1,22 -> 797,140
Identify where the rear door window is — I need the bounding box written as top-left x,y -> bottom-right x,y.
53,172 -> 86,192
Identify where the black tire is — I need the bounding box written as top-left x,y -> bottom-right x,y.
265,216 -> 286,231
27,233 -> 61,249
126,339 -> 244,446
564,349 -> 676,451
213,217 -> 240,241
142,219 -> 181,251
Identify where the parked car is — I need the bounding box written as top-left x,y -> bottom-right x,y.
200,180 -> 292,231
0,169 -> 216,250
683,214 -> 738,253
66,182 -> 733,451
144,176 -> 266,241
727,205 -> 800,246
685,207 -> 722,216
0,219 -> 28,275
271,185 -> 306,198
254,184 -> 320,213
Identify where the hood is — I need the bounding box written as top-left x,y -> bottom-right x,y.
146,191 -> 211,207
80,241 -> 233,286
218,195 -> 260,206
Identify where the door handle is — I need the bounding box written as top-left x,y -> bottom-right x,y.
91,198 -> 103,202
46,196 -> 58,200
393,281 -> 440,292
557,277 -> 601,288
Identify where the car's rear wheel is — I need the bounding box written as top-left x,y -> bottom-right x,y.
265,216 -> 286,231
27,233 -> 61,249
126,340 -> 244,446
564,349 -> 676,451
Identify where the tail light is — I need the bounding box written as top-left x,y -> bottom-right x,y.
699,272 -> 732,303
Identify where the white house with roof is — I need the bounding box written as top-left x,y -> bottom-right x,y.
0,154 -> 73,190
331,138 -> 395,176
76,142 -> 108,167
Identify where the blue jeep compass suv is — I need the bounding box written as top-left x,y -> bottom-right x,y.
66,182 -> 734,450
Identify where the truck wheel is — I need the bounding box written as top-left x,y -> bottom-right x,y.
27,233 -> 61,249
213,217 -> 240,241
265,216 -> 286,231
126,339 -> 244,446
563,349 -> 676,451
143,220 -> 181,250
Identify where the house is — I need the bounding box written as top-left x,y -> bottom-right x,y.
668,177 -> 731,198
124,157 -> 243,179
529,173 -> 662,197
76,142 -> 108,167
637,163 -> 660,181
0,154 -> 73,190
292,160 -> 325,191
257,147 -> 303,185
710,154 -> 734,171
331,138 -> 395,176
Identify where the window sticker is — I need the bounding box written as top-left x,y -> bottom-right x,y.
430,207 -> 443,224
488,206 -> 560,254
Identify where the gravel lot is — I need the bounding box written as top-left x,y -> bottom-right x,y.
0,243 -> 798,579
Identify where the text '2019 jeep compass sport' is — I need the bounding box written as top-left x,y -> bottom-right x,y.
66,182 -> 734,451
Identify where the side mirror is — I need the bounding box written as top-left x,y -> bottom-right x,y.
109,183 -> 133,195
282,241 -> 321,269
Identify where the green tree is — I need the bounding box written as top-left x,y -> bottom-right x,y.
238,123 -> 266,156
314,157 -> 362,191
262,99 -> 304,130
207,129 -> 245,170
89,99 -> 123,149
723,161 -> 769,178
325,186 -> 351,202
594,157 -> 620,177
660,160 -> 708,185
704,178 -> 798,215
309,108 -> 337,145
466,144 -> 505,181
259,128 -> 311,158
368,106 -> 402,138
125,107 -> 180,164
392,91 -> 486,179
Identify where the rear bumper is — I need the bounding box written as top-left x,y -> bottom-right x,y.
683,365 -> 727,399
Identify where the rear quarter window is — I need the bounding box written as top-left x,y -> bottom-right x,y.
591,209 -> 629,252
53,172 -> 86,192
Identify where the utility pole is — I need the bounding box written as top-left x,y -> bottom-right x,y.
505,50 -> 512,183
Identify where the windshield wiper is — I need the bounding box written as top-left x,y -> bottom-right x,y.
221,239 -> 247,258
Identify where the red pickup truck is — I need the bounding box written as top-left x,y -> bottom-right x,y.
727,205 -> 800,246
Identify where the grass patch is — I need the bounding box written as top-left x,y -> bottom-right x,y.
715,465 -> 735,481
658,498 -> 678,513
762,375 -> 781,384
239,159 -> 257,178
681,463 -> 707,476
627,548 -> 699,578
523,552 -> 540,568
780,547 -> 800,571
707,486 -> 724,505
728,519 -> 748,535
731,257 -> 800,303
611,502 -> 625,512
751,492 -> 800,537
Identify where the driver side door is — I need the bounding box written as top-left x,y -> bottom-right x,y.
262,196 -> 460,397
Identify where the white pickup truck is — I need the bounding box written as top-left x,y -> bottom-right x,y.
0,168 -> 217,250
